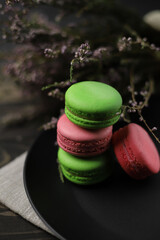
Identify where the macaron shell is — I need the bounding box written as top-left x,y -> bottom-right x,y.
57,114 -> 112,156
65,81 -> 122,128
112,123 -> 160,179
57,148 -> 113,185
57,114 -> 112,142
58,147 -> 108,171
113,129 -> 151,179
124,124 -> 160,174
61,165 -> 110,185
65,81 -> 122,117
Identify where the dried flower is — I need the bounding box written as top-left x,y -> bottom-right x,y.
43,117 -> 58,130
139,116 -> 143,121
152,127 -> 157,131
93,47 -> 110,58
74,42 -> 91,63
1,0 -> 160,143
44,48 -> 54,58
117,36 -> 132,51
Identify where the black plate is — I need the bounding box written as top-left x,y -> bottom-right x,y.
23,123 -> 160,240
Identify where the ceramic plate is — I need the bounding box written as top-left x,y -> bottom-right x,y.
23,126 -> 160,240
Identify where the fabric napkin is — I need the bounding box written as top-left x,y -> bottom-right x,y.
0,152 -> 65,240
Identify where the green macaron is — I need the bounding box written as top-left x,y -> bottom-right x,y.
65,81 -> 122,128
57,147 -> 113,185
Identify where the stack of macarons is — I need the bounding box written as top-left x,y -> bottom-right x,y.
57,81 -> 160,185
57,81 -> 122,185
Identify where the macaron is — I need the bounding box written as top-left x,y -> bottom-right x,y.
57,114 -> 113,156
112,123 -> 160,179
65,81 -> 122,129
57,147 -> 113,185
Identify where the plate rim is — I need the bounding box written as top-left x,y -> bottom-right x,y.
23,130 -> 66,240
23,128 -> 160,240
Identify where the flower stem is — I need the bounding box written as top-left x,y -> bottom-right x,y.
129,69 -> 160,144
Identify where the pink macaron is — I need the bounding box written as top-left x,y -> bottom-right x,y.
57,114 -> 113,156
112,123 -> 160,179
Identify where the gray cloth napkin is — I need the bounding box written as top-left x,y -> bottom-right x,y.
0,152 -> 65,240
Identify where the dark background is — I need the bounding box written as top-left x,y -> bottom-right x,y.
120,0 -> 160,15
0,1 -> 160,240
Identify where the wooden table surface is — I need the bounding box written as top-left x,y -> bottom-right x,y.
0,83 -> 58,240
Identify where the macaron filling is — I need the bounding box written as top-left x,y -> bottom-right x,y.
65,106 -> 121,128
61,164 -> 107,177
57,130 -> 111,155
65,104 -> 122,120
60,164 -> 110,185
